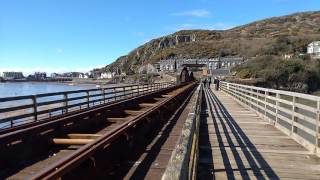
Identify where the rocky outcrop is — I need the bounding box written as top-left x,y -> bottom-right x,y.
158,34 -> 196,49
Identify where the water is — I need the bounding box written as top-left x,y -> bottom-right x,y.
0,82 -> 92,98
0,82 -> 97,128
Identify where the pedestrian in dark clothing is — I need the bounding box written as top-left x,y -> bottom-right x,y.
216,79 -> 220,91
208,77 -> 211,88
203,79 -> 207,88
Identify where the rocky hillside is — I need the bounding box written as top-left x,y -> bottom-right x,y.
102,11 -> 320,75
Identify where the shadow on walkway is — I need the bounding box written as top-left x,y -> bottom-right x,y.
199,88 -> 279,180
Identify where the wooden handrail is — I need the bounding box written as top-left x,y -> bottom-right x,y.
220,81 -> 320,157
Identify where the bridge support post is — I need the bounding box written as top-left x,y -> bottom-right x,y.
63,93 -> 68,114
316,99 -> 320,154
275,93 -> 279,125
86,91 -> 90,108
32,96 -> 38,122
291,96 -> 296,135
264,91 -> 268,123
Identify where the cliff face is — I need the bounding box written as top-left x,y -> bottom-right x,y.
103,11 -> 320,74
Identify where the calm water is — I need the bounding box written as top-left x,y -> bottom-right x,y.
0,82 -> 92,98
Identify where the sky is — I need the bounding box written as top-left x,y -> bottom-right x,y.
0,0 -> 319,75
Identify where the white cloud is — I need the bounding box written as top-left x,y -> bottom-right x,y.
171,9 -> 211,18
165,22 -> 234,31
56,48 -> 64,53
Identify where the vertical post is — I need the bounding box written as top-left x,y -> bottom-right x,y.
264,91 -> 268,123
133,85 -> 135,97
316,99 -> 320,153
86,91 -> 90,108
63,93 -> 68,114
250,88 -> 253,108
291,96 -> 296,136
103,88 -> 106,104
32,96 -> 37,122
123,87 -> 126,99
275,93 -> 280,125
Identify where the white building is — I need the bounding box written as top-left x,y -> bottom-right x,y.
307,41 -> 320,59
79,73 -> 89,79
2,72 -> 24,80
100,72 -> 115,79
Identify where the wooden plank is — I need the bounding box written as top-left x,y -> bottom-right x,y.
124,110 -> 145,115
107,117 -> 130,122
139,103 -> 156,107
52,138 -> 94,145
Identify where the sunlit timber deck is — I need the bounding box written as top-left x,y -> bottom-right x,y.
198,87 -> 320,179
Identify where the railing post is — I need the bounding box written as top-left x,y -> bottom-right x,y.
275,93 -> 279,125
316,98 -> 320,153
86,91 -> 90,108
32,96 -> 38,122
250,88 -> 253,108
122,87 -> 125,99
291,96 -> 296,135
114,88 -> 117,101
102,88 -> 106,104
63,93 -> 68,114
264,91 -> 268,122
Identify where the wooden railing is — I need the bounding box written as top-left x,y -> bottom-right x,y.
0,82 -> 173,129
220,81 -> 320,157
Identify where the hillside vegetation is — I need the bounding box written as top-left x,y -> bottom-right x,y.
99,11 -> 320,93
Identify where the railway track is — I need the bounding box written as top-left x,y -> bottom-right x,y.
0,82 -> 197,179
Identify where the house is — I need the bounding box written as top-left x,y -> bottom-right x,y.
100,72 -> 115,79
282,54 -> 294,60
307,41 -> 320,59
79,73 -> 89,79
2,72 -> 24,80
34,72 -> 47,80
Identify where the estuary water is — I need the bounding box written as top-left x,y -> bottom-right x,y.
0,82 -> 98,128
0,82 -> 92,98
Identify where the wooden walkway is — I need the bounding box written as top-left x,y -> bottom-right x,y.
198,88 -> 320,180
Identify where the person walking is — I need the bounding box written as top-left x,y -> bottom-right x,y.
213,78 -> 217,90
216,78 -> 220,91
203,78 -> 207,88
208,77 -> 212,89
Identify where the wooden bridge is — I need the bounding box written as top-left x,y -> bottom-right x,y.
0,81 -> 319,179
197,85 -> 320,179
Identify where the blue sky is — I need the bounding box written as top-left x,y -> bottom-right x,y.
0,0 -> 319,74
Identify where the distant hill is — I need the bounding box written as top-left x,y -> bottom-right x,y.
100,11 -> 320,75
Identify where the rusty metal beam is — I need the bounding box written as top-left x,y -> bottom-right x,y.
67,134 -> 101,139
